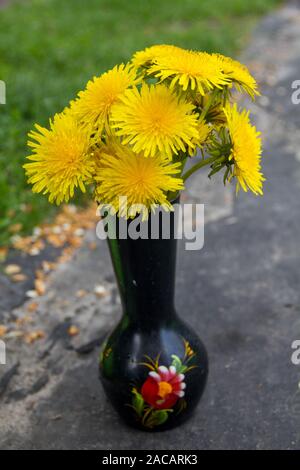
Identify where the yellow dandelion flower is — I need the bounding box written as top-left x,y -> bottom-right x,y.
110,84 -> 200,159
197,120 -> 211,146
148,49 -> 229,95
94,140 -> 184,220
188,120 -> 211,156
24,112 -> 94,204
224,103 -> 264,195
132,44 -> 184,68
212,53 -> 259,98
71,63 -> 139,134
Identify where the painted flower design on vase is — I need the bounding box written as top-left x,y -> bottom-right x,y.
129,338 -> 197,429
141,365 -> 186,409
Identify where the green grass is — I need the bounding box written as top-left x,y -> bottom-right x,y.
0,0 -> 281,245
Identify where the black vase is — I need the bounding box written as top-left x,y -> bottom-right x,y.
99,204 -> 208,431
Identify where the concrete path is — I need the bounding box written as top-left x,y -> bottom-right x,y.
1,2 -> 300,450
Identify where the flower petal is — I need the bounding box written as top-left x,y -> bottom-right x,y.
169,365 -> 177,376
149,371 -> 161,382
174,390 -> 185,398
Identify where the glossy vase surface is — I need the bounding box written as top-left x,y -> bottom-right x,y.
99,206 -> 208,431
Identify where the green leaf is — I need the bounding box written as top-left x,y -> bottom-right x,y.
132,390 -> 144,417
171,354 -> 187,373
146,409 -> 170,427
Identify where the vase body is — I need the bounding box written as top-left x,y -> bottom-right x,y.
99,207 -> 208,431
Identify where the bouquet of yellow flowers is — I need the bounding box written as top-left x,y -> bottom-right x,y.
24,45 -> 264,219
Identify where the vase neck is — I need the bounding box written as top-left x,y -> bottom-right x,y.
107,212 -> 178,327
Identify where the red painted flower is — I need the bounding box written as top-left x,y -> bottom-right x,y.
141,365 -> 186,410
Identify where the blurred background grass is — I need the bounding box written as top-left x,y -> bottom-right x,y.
0,0 -> 281,246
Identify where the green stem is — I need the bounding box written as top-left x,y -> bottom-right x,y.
182,155 -> 218,182
179,156 -> 188,177
167,156 -> 188,201
199,89 -> 218,121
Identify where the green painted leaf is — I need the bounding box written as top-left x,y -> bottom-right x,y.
132,390 -> 144,417
146,409 -> 172,428
171,354 -> 186,373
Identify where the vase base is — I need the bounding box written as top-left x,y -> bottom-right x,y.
99,317 -> 208,432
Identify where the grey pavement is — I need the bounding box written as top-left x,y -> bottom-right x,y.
1,2 -> 300,450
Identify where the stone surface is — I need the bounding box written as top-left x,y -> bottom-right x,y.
1,2 -> 300,450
